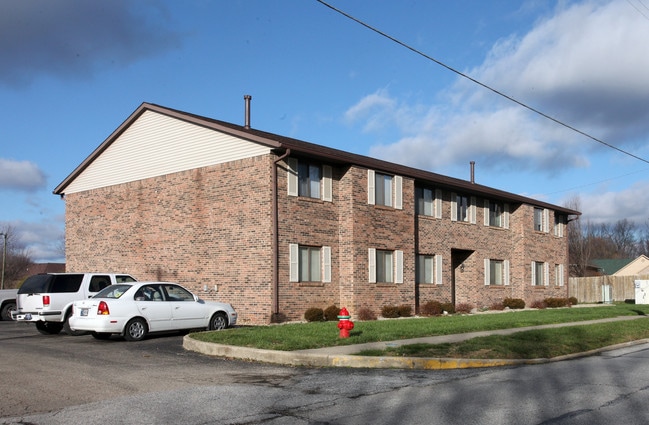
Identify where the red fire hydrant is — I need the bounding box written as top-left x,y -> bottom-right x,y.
337,307 -> 354,338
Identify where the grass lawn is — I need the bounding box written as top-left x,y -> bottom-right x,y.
190,303 -> 649,358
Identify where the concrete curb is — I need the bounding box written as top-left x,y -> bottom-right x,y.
183,316 -> 649,370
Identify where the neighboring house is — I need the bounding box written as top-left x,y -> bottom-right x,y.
53,101 -> 580,325
591,256 -> 649,277
590,258 -> 635,276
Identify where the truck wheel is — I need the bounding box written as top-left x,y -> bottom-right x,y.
1,302 -> 16,321
63,313 -> 87,336
35,321 -> 64,335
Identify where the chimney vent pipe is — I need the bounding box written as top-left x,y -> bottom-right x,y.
470,161 -> 475,184
244,95 -> 252,129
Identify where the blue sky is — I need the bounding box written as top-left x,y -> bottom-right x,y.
2,0 -> 649,263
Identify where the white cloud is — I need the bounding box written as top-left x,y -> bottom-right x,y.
0,158 -> 46,191
575,180 -> 649,224
1,218 -> 65,263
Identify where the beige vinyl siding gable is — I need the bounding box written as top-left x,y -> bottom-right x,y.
64,110 -> 272,194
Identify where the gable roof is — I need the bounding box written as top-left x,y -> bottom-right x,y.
591,258 -> 635,275
54,102 -> 580,216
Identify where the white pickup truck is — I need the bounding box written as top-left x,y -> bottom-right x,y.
13,273 -> 136,335
0,288 -> 17,321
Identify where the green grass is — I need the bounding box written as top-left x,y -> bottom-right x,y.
190,303 -> 649,354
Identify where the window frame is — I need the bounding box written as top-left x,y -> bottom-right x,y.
287,158 -> 332,202
367,170 -> 403,209
532,261 -> 549,286
416,187 -> 442,218
484,259 -> 510,286
368,248 -> 404,284
289,244 -> 331,283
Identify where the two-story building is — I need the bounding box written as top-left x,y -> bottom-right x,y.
54,101 -> 580,324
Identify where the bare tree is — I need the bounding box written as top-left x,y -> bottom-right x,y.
565,196 -> 590,276
0,225 -> 34,288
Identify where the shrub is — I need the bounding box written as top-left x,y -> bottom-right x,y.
568,297 -> 578,306
398,304 -> 413,317
441,302 -> 456,314
304,307 -> 324,322
503,298 -> 525,309
490,302 -> 505,311
530,299 -> 546,309
323,305 -> 340,321
544,297 -> 569,308
381,305 -> 400,318
357,307 -> 377,321
455,303 -> 473,314
420,300 -> 444,316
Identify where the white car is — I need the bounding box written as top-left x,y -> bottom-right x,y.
69,282 -> 237,341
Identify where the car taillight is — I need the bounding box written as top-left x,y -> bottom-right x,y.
43,295 -> 50,306
97,301 -> 110,315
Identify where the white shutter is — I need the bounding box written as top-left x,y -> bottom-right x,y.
287,158 -> 298,197
503,204 -> 510,229
484,259 -> 490,285
434,255 -> 443,285
544,262 -> 550,286
558,264 -> 564,286
434,189 -> 442,219
322,246 -> 331,283
322,165 -> 332,202
531,261 -> 536,285
394,175 -> 403,210
504,260 -> 510,285
484,200 -> 490,226
543,209 -> 550,233
395,250 -> 403,283
367,170 -> 375,205
368,248 -> 376,283
450,193 -> 457,222
289,244 -> 299,282
470,197 -> 477,224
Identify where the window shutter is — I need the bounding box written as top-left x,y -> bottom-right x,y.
558,264 -> 564,286
543,209 -> 550,233
434,255 -> 443,285
367,170 -> 375,205
395,250 -> 403,283
470,197 -> 477,224
484,259 -> 490,285
368,248 -> 376,283
503,204 -> 510,229
450,193 -> 457,222
287,158 -> 298,197
504,260 -> 510,285
544,262 -> 550,286
289,244 -> 299,282
434,189 -> 442,219
394,175 -> 403,210
531,261 -> 535,285
484,200 -> 490,226
322,165 -> 332,202
322,246 -> 331,283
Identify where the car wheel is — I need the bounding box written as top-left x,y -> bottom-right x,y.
124,318 -> 148,341
1,302 -> 16,321
35,321 -> 63,335
63,313 -> 87,336
209,312 -> 228,330
91,332 -> 111,340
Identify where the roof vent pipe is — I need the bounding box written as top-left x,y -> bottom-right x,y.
470,161 -> 475,184
244,94 -> 252,129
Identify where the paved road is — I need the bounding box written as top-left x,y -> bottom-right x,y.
3,320 -> 649,424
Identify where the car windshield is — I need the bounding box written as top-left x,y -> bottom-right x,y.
94,284 -> 132,299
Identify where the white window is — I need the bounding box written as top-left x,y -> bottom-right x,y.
484,259 -> 510,286
451,193 -> 476,224
368,248 -> 403,283
484,200 -> 509,228
367,170 -> 403,209
534,207 -> 550,232
289,244 -> 331,283
417,254 -> 443,284
554,214 -> 565,237
287,158 -> 332,202
531,261 -> 549,286
555,264 -> 565,286
416,187 -> 442,218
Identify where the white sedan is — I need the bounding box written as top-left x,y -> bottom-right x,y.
69,282 -> 237,341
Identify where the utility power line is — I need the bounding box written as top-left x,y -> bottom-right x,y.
316,0 -> 649,166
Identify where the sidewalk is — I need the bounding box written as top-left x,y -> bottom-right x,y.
183,315 -> 649,370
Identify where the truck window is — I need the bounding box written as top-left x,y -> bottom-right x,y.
18,275 -> 54,294
116,275 -> 137,283
89,275 -> 111,292
50,275 -> 84,293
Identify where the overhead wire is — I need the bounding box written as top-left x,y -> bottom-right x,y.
315,0 -> 649,166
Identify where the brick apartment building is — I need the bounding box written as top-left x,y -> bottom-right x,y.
54,101 -> 580,325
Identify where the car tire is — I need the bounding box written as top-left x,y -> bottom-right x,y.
209,312 -> 228,330
1,302 -> 16,321
63,313 -> 87,336
35,321 -> 64,335
91,332 -> 111,340
124,318 -> 148,341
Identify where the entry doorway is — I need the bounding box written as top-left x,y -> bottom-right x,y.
451,249 -> 474,306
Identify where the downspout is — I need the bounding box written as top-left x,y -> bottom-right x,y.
272,148 -> 291,319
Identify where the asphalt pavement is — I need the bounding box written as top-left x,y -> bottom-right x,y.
183,314 -> 649,370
